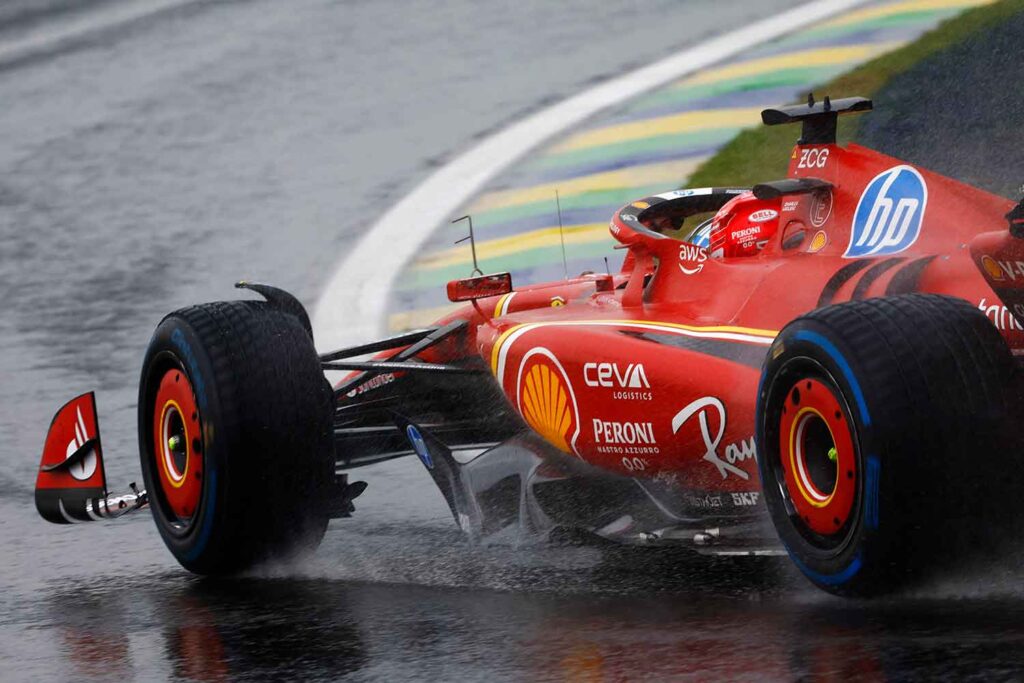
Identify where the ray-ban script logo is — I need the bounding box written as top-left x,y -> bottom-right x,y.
671,397 -> 755,479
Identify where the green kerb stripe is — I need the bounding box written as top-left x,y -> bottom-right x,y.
465,183 -> 673,229
525,129 -> 738,171
624,66 -> 844,113
398,239 -> 618,291
770,9 -> 957,50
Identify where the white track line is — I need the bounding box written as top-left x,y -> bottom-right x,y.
312,0 -> 871,351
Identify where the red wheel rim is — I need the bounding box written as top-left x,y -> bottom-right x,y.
153,368 -> 203,521
777,377 -> 856,535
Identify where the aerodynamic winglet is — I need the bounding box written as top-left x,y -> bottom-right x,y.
35,393 -> 147,523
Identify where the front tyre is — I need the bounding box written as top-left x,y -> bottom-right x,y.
138,300 -> 334,575
757,294 -> 1017,596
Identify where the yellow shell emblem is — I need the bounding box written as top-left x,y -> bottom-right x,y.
808,230 -> 828,253
517,352 -> 577,454
982,255 -> 1004,281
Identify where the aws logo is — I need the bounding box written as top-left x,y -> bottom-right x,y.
516,348 -> 581,455
679,243 -> 708,275
846,165 -> 927,258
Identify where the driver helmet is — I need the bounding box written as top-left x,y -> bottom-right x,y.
708,192 -> 781,258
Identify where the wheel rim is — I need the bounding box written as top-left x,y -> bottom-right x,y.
777,377 -> 857,536
152,367 -> 203,524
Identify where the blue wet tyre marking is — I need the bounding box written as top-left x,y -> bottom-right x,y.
788,546 -> 863,586
865,455 -> 881,530
185,469 -> 216,562
170,327 -> 208,411
776,328 -> 876,588
792,330 -> 871,426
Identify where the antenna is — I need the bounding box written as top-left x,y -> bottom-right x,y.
555,190 -> 568,281
452,215 -> 483,276
603,256 -> 611,277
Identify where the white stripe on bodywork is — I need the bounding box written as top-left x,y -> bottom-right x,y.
499,292 -> 517,317
495,320 -> 774,383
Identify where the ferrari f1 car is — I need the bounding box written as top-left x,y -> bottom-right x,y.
34,96 -> 1024,596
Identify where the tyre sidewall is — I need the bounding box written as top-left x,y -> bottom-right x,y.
758,321 -> 893,594
139,314 -> 234,574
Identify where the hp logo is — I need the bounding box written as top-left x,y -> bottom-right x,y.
846,165 -> 927,258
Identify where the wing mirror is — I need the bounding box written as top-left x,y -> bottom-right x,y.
446,272 -> 513,302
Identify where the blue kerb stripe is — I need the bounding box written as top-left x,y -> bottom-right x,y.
792,330 -> 871,426
185,469 -> 217,562
865,455 -> 881,530
786,544 -> 863,587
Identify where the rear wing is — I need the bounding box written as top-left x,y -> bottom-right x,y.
761,94 -> 872,145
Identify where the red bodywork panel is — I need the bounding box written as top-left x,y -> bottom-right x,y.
428,142 -> 1020,495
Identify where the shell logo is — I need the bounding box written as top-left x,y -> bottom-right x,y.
808,230 -> 828,253
981,255 -> 1005,282
516,348 -> 580,455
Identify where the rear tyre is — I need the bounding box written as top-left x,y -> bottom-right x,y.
757,294 -> 1018,596
138,300 -> 334,575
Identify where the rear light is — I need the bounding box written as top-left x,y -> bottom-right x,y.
446,272 -> 513,302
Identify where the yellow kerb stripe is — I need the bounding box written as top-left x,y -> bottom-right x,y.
546,46 -> 899,157
550,109 -> 762,154
679,43 -> 898,87
468,158 -> 706,213
414,223 -> 610,272
817,0 -> 995,29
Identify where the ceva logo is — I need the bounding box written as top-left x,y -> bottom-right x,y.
583,362 -> 649,389
845,165 -> 927,258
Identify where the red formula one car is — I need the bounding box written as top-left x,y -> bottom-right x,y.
33,97 -> 1024,596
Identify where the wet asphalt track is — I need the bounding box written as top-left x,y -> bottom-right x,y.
3,0 -> 1024,680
